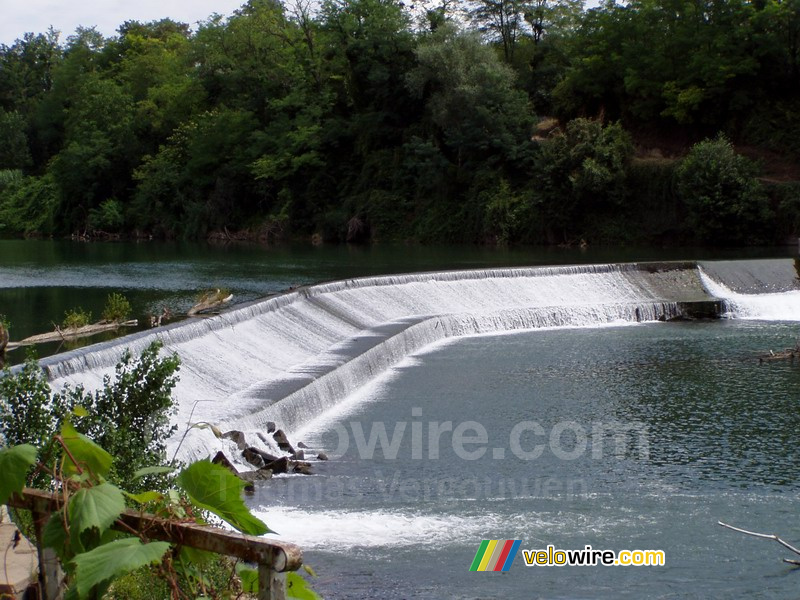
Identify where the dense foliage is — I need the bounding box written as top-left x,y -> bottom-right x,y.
0,0 -> 796,245
0,342 -> 319,598
0,341 -> 179,488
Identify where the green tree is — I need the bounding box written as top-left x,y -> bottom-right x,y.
676,135 -> 770,244
534,118 -> 632,242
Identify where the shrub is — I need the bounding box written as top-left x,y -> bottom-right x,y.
535,118 -> 633,241
103,292 -> 132,323
676,135 -> 771,244
63,307 -> 92,329
0,341 -> 180,489
88,198 -> 125,232
0,172 -> 59,234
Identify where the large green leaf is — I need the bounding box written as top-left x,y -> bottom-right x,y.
176,460 -> 269,535
42,514 -> 69,561
72,537 -> 171,598
235,568 -> 320,599
132,465 -> 174,479
124,490 -> 163,505
68,483 -> 125,548
0,444 -> 37,504
60,421 -> 112,479
236,564 -> 258,594
287,572 -> 322,600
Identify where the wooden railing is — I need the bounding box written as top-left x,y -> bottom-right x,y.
7,488 -> 302,600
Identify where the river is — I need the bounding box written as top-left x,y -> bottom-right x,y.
2,239 -> 800,599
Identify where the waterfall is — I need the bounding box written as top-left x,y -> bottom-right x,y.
698,267 -> 800,321
38,262 -> 714,463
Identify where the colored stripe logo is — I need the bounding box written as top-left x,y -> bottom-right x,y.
470,540 -> 521,572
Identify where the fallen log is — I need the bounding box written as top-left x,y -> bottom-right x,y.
758,346 -> 800,363
9,319 -> 138,348
188,289 -> 233,316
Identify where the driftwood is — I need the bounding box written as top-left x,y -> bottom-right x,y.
188,289 -> 233,316
758,345 -> 800,363
718,521 -> 800,566
8,319 -> 138,349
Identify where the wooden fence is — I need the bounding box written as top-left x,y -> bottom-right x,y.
6,488 -> 303,600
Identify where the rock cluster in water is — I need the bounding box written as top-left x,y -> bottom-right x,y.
213,425 -> 326,492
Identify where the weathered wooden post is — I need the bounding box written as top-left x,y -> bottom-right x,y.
31,506 -> 64,599
7,488 -> 303,600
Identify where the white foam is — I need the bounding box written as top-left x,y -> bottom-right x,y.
699,268 -> 800,320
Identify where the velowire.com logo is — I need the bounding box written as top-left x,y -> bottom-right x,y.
469,540 -> 522,572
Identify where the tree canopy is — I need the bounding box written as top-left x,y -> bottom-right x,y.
0,0 -> 797,245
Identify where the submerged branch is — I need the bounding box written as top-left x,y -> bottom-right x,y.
718,521 -> 800,564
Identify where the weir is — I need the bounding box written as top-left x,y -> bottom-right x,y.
33,259 -> 800,463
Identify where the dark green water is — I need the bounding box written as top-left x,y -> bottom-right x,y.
0,239 -> 794,364
252,321 -> 800,599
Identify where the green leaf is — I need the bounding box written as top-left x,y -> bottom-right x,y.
61,421 -> 112,478
72,405 -> 89,417
176,460 -> 269,535
72,537 -> 171,598
236,564 -> 258,593
42,514 -> 69,562
132,466 -> 175,479
286,572 -> 322,600
68,483 -> 125,548
124,490 -> 163,504
0,444 -> 37,504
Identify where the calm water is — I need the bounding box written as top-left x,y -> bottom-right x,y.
0,239 -> 794,364
254,321 -> 800,599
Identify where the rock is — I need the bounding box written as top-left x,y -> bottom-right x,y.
293,449 -> 305,460
317,452 -> 329,461
264,456 -> 290,475
266,421 -> 277,434
239,469 -> 273,483
242,447 -> 280,469
297,442 -> 309,449
242,447 -> 264,468
222,430 -> 247,451
211,451 -> 238,475
273,429 -> 295,455
292,461 -> 313,475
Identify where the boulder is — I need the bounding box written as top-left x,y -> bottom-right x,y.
293,449 -> 305,460
273,429 -> 295,455
297,442 -> 309,449
222,430 -> 247,451
239,469 -> 273,484
242,447 -> 280,468
264,456 -> 290,475
211,451 -> 238,474
317,452 -> 329,461
266,421 -> 277,434
292,461 -> 313,475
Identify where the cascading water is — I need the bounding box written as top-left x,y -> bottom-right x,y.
37,261 -> 720,463
698,266 -> 800,320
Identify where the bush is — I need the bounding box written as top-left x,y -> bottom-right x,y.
103,292 -> 132,323
0,172 -> 59,235
0,341 -> 180,489
535,118 -> 633,242
63,307 -> 92,329
676,135 -> 771,244
88,198 -> 125,232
